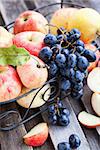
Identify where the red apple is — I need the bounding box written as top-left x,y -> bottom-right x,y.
78,111 -> 100,128
13,31 -> 45,56
14,11 -> 49,34
0,26 -> 13,47
87,67 -> 100,93
91,92 -> 100,116
23,123 -> 49,147
17,56 -> 48,89
0,66 -> 22,103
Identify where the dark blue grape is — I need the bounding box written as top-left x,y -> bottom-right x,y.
70,33 -> 80,43
71,28 -> 81,35
57,100 -> 63,108
71,89 -> 83,100
75,70 -> 84,82
57,34 -> 64,43
60,78 -> 71,92
49,114 -> 57,125
72,82 -> 83,91
68,54 -> 77,68
39,46 -> 53,63
44,34 -> 57,46
83,49 -> 96,62
49,61 -> 58,77
60,108 -> 70,117
57,142 -> 71,150
75,40 -> 84,47
60,67 -> 68,77
69,134 -> 81,149
48,105 -> 55,114
76,46 -> 85,53
61,48 -> 69,58
55,53 -> 66,67
77,56 -> 89,71
66,68 -> 75,79
58,114 -> 70,126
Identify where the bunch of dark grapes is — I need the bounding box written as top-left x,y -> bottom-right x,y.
48,99 -> 70,126
39,27 -> 96,100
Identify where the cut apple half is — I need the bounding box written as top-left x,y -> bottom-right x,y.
78,111 -> 100,128
17,84 -> 51,108
91,93 -> 100,116
23,123 -> 48,146
87,67 -> 100,93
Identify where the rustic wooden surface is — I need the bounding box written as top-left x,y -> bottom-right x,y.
0,0 -> 100,150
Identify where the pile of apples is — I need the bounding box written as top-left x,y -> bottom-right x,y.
0,7 -> 100,147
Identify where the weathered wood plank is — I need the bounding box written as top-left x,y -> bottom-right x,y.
0,103 -> 32,150
0,0 -> 27,25
42,98 -> 90,150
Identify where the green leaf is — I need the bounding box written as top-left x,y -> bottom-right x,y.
0,45 -> 30,66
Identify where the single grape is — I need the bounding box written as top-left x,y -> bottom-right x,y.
72,82 -> 83,91
61,48 -> 69,58
49,114 -> 57,125
76,46 -> 85,53
69,134 -> 81,149
39,46 -> 53,63
83,49 -> 96,62
48,61 -> 58,77
44,34 -> 57,46
75,40 -> 84,47
60,108 -> 70,117
68,54 -> 77,68
60,67 -> 68,77
75,70 -> 84,82
70,33 -> 80,43
58,114 -> 70,126
57,100 -> 63,108
66,68 -> 75,79
71,89 -> 83,100
77,56 -> 89,71
57,142 -> 71,150
60,77 -> 71,92
56,34 -> 64,43
55,53 -> 66,67
48,105 -> 55,114
71,28 -> 81,35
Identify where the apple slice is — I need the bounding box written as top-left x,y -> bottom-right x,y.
91,93 -> 100,116
78,111 -> 100,128
87,67 -> 100,93
23,123 -> 49,147
17,84 -> 51,108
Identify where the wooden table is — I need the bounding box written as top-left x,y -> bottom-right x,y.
0,0 -> 100,150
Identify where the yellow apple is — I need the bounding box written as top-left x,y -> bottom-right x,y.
50,8 -> 78,35
68,8 -> 100,43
